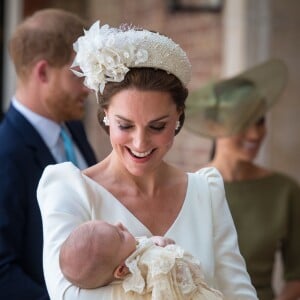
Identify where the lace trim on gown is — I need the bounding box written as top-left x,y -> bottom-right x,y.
122,237 -> 223,299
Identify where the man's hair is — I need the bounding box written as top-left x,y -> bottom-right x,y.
9,8 -> 85,79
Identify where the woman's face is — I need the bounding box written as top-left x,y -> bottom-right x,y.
218,117 -> 267,162
105,88 -> 180,176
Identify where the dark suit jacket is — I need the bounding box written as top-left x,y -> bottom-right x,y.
0,105 -> 97,299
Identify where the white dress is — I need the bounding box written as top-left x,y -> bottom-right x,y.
37,162 -> 258,300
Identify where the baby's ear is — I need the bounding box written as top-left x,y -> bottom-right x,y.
114,263 -> 130,279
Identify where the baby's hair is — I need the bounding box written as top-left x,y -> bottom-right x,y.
59,221 -> 117,288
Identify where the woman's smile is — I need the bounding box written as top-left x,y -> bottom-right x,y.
106,88 -> 180,175
127,147 -> 155,159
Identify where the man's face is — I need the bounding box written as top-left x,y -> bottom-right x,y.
43,60 -> 90,123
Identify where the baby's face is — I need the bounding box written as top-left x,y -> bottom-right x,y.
106,222 -> 137,264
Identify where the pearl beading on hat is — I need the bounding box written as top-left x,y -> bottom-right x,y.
127,30 -> 191,86
71,21 -> 191,96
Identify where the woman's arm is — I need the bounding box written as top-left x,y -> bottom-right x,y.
37,163 -> 112,300
199,167 -> 258,299
277,176 -> 300,300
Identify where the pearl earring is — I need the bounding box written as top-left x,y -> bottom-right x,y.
103,116 -> 110,126
175,121 -> 180,131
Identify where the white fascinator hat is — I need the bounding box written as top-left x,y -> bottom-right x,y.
71,21 -> 191,96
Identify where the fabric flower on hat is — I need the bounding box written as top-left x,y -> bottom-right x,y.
71,21 -> 148,95
71,20 -> 191,98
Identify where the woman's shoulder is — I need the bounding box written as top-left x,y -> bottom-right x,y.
186,166 -> 225,203
38,162 -> 82,187
232,168 -> 300,191
268,171 -> 300,198
43,161 -> 80,175
38,162 -> 112,198
37,162 -> 94,208
271,171 -> 300,185
193,166 -> 224,186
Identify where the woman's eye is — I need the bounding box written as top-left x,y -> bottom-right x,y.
118,123 -> 133,130
150,124 -> 166,131
117,123 -> 166,131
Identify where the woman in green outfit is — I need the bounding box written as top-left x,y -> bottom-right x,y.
184,59 -> 300,300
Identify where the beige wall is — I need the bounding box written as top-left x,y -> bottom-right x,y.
268,0 -> 300,183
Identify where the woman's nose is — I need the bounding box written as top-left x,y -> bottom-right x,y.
245,124 -> 265,139
132,129 -> 149,149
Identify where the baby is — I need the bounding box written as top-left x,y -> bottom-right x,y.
59,220 -> 223,299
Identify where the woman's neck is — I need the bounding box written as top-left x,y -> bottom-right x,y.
210,154 -> 272,182
210,157 -> 254,182
90,152 -> 178,197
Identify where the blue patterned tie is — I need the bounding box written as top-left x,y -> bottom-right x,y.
60,126 -> 78,166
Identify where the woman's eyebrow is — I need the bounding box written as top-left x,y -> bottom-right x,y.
115,115 -> 170,123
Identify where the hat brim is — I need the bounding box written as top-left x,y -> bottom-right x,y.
184,59 -> 288,138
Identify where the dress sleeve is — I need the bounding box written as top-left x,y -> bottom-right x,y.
37,162 -> 114,300
197,167 -> 258,300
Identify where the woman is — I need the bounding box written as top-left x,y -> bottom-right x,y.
185,60 -> 300,300
210,117 -> 300,300
37,21 -> 257,299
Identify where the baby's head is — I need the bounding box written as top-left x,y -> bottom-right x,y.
59,220 -> 137,288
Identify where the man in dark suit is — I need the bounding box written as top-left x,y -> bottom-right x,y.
0,9 -> 97,299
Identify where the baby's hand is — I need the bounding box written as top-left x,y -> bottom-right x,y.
150,236 -> 175,247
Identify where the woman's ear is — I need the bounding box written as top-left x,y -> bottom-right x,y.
113,263 -> 130,279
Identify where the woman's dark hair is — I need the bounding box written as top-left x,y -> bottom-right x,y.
97,68 -> 188,135
210,140 -> 216,161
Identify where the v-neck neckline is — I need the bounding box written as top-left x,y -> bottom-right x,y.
81,171 -> 192,236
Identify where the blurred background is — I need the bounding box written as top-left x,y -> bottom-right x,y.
1,0 -> 300,183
